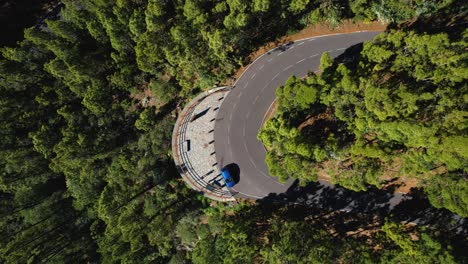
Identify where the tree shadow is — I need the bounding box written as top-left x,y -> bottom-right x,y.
224,163 -> 240,184
257,180 -> 467,237
190,108 -> 210,122
260,180 -> 395,215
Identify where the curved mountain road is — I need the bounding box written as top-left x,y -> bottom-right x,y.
214,31 -> 381,199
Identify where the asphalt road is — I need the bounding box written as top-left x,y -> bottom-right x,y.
214,31 -> 381,199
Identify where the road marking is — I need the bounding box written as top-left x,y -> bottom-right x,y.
259,64 -> 264,70
253,94 -> 260,104
249,156 -> 259,169
296,58 -> 306,64
277,52 -> 284,56
231,31 -> 380,89
220,31 -> 382,198
251,73 -> 256,79
261,98 -> 277,128
246,110 -> 251,119
283,65 -> 293,71
297,42 -> 304,46
336,47 -> 346,51
231,187 -> 264,199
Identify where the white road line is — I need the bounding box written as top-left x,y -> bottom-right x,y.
253,94 -> 260,104
272,73 -> 279,80
277,52 -> 284,56
232,31 -> 380,88
249,156 -> 259,169
298,41 -> 304,46
267,58 -> 273,62
258,170 -> 283,185
261,98 -> 277,128
259,64 -> 264,70
230,187 -> 264,199
246,110 -> 251,119
309,53 -> 319,58
336,47 -> 346,51
296,58 -> 306,64
251,73 -> 256,79
283,65 -> 293,71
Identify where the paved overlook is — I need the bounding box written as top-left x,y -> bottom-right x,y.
214,31 -> 381,199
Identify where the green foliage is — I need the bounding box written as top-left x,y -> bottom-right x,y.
319,51 -> 333,71
259,8 -> 468,216
424,175 -> 468,217
149,79 -> 179,105
1,0 -> 466,263
371,0 -> 415,23
382,221 -> 457,263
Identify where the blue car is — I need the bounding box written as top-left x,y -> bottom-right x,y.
221,168 -> 235,187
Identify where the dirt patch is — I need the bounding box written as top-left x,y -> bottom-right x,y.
298,109 -> 334,131
393,177 -> 419,194
261,99 -> 278,128
130,83 -> 157,108
229,20 -> 387,83
317,160 -> 335,182
199,215 -> 209,224
316,157 -> 421,195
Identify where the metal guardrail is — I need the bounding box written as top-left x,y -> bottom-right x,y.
172,88 -> 234,200
177,105 -> 230,196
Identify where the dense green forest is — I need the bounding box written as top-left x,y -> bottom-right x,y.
0,0 -> 466,263
259,2 -> 468,217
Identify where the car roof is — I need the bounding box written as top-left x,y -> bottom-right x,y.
221,169 -> 230,177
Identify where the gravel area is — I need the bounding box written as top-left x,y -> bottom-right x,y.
172,87 -> 235,202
